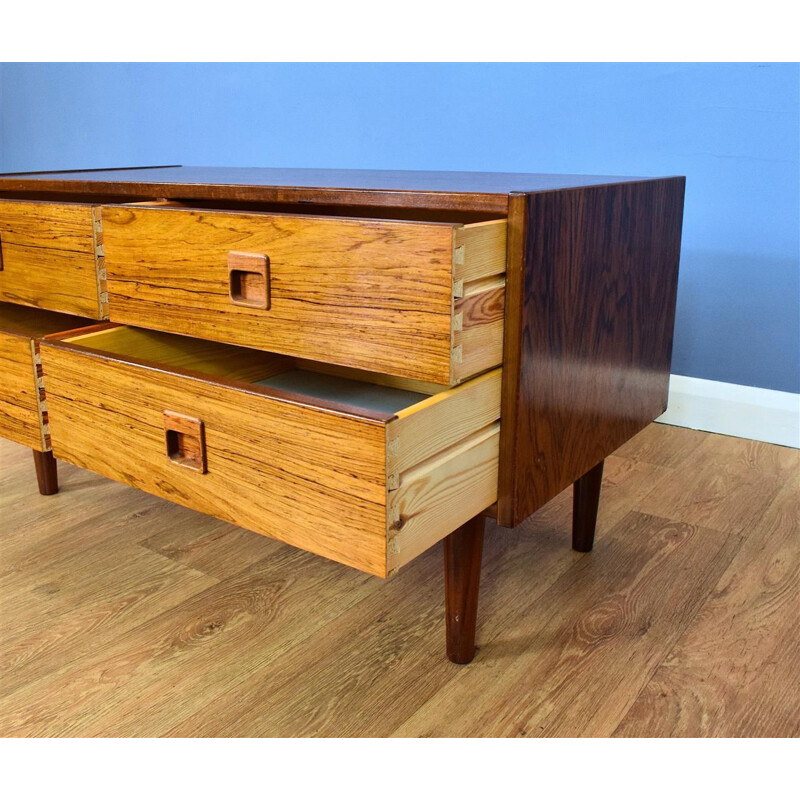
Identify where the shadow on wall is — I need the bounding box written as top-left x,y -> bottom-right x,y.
672,249 -> 800,394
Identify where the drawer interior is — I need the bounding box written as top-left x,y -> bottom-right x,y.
253,371 -> 427,415
0,301 -> 92,340
54,324 -> 479,420
119,197 -> 503,224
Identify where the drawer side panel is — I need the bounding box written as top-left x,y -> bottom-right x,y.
385,368 -> 502,571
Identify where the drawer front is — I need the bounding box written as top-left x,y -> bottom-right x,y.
0,329 -> 46,451
41,328 -> 501,576
0,303 -> 93,451
0,201 -> 105,318
101,206 -> 506,385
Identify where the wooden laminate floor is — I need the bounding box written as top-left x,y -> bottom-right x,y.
0,424 -> 797,737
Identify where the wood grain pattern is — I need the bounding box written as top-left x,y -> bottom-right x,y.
63,325 -> 294,384
444,514 -> 486,664
0,303 -> 91,452
42,341 -> 390,576
394,510 -> 738,737
572,460 -> 604,552
386,369 -> 501,572
0,169 -> 696,693
386,369 -> 502,475
0,201 -> 104,318
633,433 -> 791,537
31,449 -> 58,495
39,329 -> 502,577
613,474 -> 800,737
0,424 -> 796,737
101,206 -> 505,384
387,423 -> 500,573
227,251 -> 270,310
498,179 -> 685,526
163,411 -> 207,474
0,331 -> 44,451
0,200 -> 96,253
453,221 -> 508,284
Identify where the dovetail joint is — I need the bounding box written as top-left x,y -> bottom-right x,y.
32,347 -> 51,446
92,208 -> 109,318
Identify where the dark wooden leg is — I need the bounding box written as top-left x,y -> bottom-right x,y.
572,459 -> 604,552
32,449 -> 58,496
444,513 -> 485,664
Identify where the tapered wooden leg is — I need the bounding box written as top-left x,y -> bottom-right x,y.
32,449 -> 58,495
572,459 -> 604,552
444,513 -> 485,664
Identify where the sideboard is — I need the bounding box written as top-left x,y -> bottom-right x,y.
0,167 -> 685,663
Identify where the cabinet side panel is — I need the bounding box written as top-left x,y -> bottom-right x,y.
499,178 -> 685,526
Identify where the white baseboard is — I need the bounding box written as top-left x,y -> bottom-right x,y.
657,374 -> 800,449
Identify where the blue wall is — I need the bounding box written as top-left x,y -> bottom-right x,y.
1,63 -> 798,393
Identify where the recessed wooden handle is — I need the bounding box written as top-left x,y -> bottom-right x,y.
163,411 -> 207,473
228,251 -> 270,309
0,232 -> 4,271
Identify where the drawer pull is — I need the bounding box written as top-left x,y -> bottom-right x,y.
163,411 -> 207,473
228,251 -> 270,309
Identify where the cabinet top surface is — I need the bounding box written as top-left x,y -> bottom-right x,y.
0,165 -> 670,212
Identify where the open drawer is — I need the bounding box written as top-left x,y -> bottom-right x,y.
40,325 -> 502,576
0,302 -> 91,452
100,203 -> 507,385
0,200 -> 107,318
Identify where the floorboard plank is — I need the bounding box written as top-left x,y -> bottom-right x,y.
1,428 -> 796,738
613,475 -> 800,737
392,511 -> 737,737
634,434 -> 796,536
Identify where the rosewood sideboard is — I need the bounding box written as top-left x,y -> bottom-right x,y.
0,167 -> 685,663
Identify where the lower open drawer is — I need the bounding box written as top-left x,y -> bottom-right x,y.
40,325 -> 501,576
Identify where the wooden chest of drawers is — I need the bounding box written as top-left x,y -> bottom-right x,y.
0,166 -> 685,662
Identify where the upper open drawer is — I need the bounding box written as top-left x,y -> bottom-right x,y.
0,200 -> 106,319
100,204 -> 507,385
